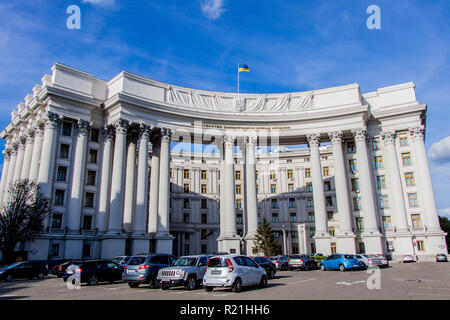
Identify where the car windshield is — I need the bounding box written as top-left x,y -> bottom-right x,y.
289,255 -> 301,259
344,255 -> 355,259
255,258 -> 265,263
268,257 -> 277,261
208,258 -> 227,268
174,257 -> 198,266
127,256 -> 147,265
5,262 -> 23,269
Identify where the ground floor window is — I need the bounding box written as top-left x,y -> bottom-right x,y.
416,240 -> 425,252
358,242 -> 365,254
82,243 -> 91,258
310,243 -> 316,254
49,243 -> 60,257
330,242 -> 337,254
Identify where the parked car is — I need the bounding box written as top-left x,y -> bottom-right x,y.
313,253 -> 327,264
157,255 -> 212,290
123,253 -> 178,288
375,254 -> 389,268
0,261 -> 49,281
251,257 -> 277,279
319,254 -> 365,271
288,254 -> 318,271
112,256 -> 133,266
52,260 -> 77,278
353,254 -> 382,268
402,255 -> 416,263
436,254 -> 448,262
63,260 -> 124,285
269,256 -> 289,271
203,255 -> 267,293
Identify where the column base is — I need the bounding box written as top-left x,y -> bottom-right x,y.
361,232 -> 384,254
217,235 -> 241,254
391,233 -> 415,256
336,233 -> 356,254
130,236 -> 151,255
313,235 -> 332,256
64,239 -> 84,259
154,233 -> 174,254
101,237 -> 126,259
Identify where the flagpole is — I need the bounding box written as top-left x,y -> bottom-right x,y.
237,64 -> 240,94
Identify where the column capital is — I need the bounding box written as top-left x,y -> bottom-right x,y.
306,133 -> 320,147
102,124 -> 115,141
113,119 -> 129,135
26,127 -> 36,143
45,111 -> 63,129
224,135 -> 235,148
138,123 -> 152,140
2,148 -> 11,159
160,127 -> 172,143
244,136 -> 257,148
351,128 -> 368,143
34,120 -> 45,137
18,135 -> 27,150
381,130 -> 396,145
9,141 -> 18,155
328,131 -> 344,145
76,119 -> 91,136
409,126 -> 425,141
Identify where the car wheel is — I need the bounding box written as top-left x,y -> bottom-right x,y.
305,265 -> 309,271
128,282 -> 139,288
160,284 -> 169,290
37,273 -> 45,280
88,275 -> 98,286
232,278 -> 242,293
320,264 -> 326,271
185,276 -> 197,290
204,286 -> 213,292
260,275 -> 268,288
149,279 -> 159,289
339,264 -> 345,272
269,269 -> 275,279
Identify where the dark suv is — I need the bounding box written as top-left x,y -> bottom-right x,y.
123,253 -> 178,288
251,257 -> 277,279
62,260 -> 124,285
0,261 -> 48,281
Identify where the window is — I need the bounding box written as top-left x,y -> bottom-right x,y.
273,231 -> 280,238
308,212 -> 315,222
405,172 -> 415,186
184,184 -> 190,193
374,156 -> 384,169
270,171 -> 276,180
82,244 -> 91,258
183,214 -> 190,223
306,182 -> 312,192
89,149 -> 98,163
235,171 -> 241,180
377,175 -> 386,189
323,167 -> 329,177
83,215 -> 93,230
271,184 -> 277,193
411,214 -> 422,228
351,178 -> 360,192
271,199 -> 278,209
85,192 -> 94,208
51,213 -> 63,229
305,168 -> 311,178
307,197 -> 314,207
201,170 -> 207,180
287,169 -> 293,179
402,153 -> 412,166
290,212 -> 297,222
59,144 -> 70,159
86,171 -> 96,186
309,227 -> 315,237
201,229 -> 208,240
201,214 -> 207,224
236,199 -> 242,209
330,242 -> 337,254
235,185 -> 242,194
56,166 -> 67,182
399,134 -> 409,146
326,196 -> 333,206
408,193 -> 418,207
201,199 -> 207,209
90,128 -> 99,142
55,189 -> 65,206
62,122 -> 72,136
379,195 -> 389,209
170,168 -> 173,179
356,217 -> 364,231
201,184 -> 207,194
349,159 -> 357,173
289,198 -> 296,208
347,142 -> 356,153
256,185 -> 259,193
353,197 -> 361,210
416,240 -> 425,252
328,227 -> 335,237
383,216 -> 392,230
372,137 -> 380,150
183,198 -> 189,209
358,242 -> 366,254
288,183 -> 294,192
324,181 -> 331,191
184,169 -> 190,179
327,211 -> 334,221
272,213 -> 279,223
291,231 -> 298,239
236,214 -> 243,224
49,244 -> 60,257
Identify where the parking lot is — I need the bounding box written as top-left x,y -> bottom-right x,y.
0,262 -> 449,300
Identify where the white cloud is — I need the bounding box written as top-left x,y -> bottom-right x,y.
82,0 -> 115,7
200,0 -> 225,20
438,208 -> 450,218
429,136 -> 450,163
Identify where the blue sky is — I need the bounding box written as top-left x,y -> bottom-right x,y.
1,0 -> 450,215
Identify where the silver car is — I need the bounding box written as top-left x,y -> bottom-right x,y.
156,255 -> 212,290
202,255 -> 267,293
353,254 -> 382,268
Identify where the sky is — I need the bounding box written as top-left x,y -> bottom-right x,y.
0,0 -> 450,215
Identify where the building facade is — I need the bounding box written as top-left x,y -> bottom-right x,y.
0,63 -> 446,261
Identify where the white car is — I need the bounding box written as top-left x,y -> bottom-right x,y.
353,254 -> 382,268
402,255 -> 416,263
203,255 -> 267,292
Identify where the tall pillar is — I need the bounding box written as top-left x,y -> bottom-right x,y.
21,128 -> 35,180
148,132 -> 161,234
123,129 -> 138,233
307,133 -> 331,255
96,125 -> 114,233
13,135 -> 26,182
244,136 -> 258,254
0,148 -> 11,207
131,124 -> 151,254
329,131 -> 356,254
3,143 -> 18,204
28,121 -> 45,181
155,127 -> 174,253
352,128 -> 383,254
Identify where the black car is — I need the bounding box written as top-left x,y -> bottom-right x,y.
251,256 -> 277,279
52,260 -> 77,278
0,261 -> 49,281
63,260 -> 124,285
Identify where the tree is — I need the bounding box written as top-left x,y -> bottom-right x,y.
0,179 -> 51,265
439,216 -> 450,253
253,218 -> 280,256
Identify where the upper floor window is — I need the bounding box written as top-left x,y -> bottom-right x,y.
377,175 -> 386,189
356,217 -> 364,231
288,183 -> 295,193
399,133 -> 409,146
183,169 -> 190,179
379,195 -> 389,209
201,184 -> 207,194
235,171 -> 242,180
324,180 -> 331,191
56,166 -> 67,182
62,122 -> 72,136
349,159 -> 357,173
408,193 -> 418,207
270,171 -> 276,180
59,144 -> 70,159
351,178 -> 360,192
90,128 -> 99,142
374,156 -> 384,169
287,169 -> 294,179
405,172 -> 415,186
271,199 -> 278,209
402,153 -> 412,166
236,199 -> 242,209
271,184 -> 277,194
289,198 -> 296,208
86,171 -> 96,186
353,197 -> 361,210
411,214 -> 422,228
235,185 -> 242,194
184,184 -> 190,193
89,149 -> 98,164
323,167 -> 329,177
306,197 -> 314,207
85,192 -> 95,208
347,142 -> 356,153
372,137 -> 381,150
54,189 -> 65,206
305,182 -> 312,192
305,168 -> 311,178
383,216 -> 392,230
201,199 -> 207,209
271,213 -> 279,223
201,170 -> 207,180
290,212 -> 297,222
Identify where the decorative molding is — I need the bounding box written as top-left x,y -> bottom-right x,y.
224,135 -> 235,148
138,123 -> 152,140
45,111 -> 63,129
351,128 -> 368,143
113,119 -> 129,135
76,119 -> 91,136
381,130 -> 396,145
102,125 -> 115,141
160,127 -> 172,143
306,133 -> 320,148
328,131 -> 343,145
409,126 -> 424,141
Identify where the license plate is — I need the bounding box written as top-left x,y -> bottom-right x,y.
211,270 -> 221,275
127,270 -> 136,273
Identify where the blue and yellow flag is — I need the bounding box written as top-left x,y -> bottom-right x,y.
238,64 -> 250,72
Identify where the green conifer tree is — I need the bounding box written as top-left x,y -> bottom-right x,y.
253,218 -> 280,256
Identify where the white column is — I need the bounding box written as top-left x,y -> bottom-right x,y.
148,134 -> 161,234
13,136 -> 26,182
223,135 -> 237,237
244,136 -> 258,253
123,130 -> 137,233
96,125 -> 114,233
28,121 -> 45,181
67,120 -> 90,232
410,126 -> 442,231
134,124 -> 151,234
108,119 -> 129,233
3,143 -> 17,204
20,128 -> 35,180
157,128 -> 172,235
0,148 -> 11,206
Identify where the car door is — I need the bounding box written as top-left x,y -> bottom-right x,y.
244,257 -> 260,285
13,263 -> 29,279
106,261 -> 123,281
324,255 -> 335,269
232,256 -> 249,286
197,256 -> 209,280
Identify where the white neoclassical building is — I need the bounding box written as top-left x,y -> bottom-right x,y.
0,63 -> 447,261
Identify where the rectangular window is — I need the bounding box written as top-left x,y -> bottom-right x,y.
62,122 -> 72,136
379,195 -> 389,209
349,159 -> 357,173
351,178 -> 360,192
288,183 -> 294,192
201,229 -> 208,240
291,231 -> 298,239
306,182 -> 312,192
290,212 -> 297,222
271,199 -> 278,209
184,169 -> 190,179
235,185 -> 242,194
201,184 -> 207,194
289,198 -> 295,208
326,196 -> 333,206
323,167 -> 329,177
383,216 -> 392,230
305,168 -> 311,178
377,175 -> 386,189
356,217 -> 364,231
270,171 -> 276,180
372,137 -> 381,150
307,197 -> 314,207
405,172 -> 415,186
328,227 -> 335,237
90,128 -> 99,142
308,212 -> 315,222
201,170 -> 207,180
54,189 -> 65,206
86,170 -> 96,186
402,153 -> 412,166
324,181 -> 331,191
411,214 -> 422,228
374,156 -> 384,169
347,142 -> 356,153
236,214 -> 243,224
327,211 -> 334,221
408,193 -> 418,207
273,231 -> 280,238
271,184 -> 277,193
236,199 -> 242,209
201,214 -> 207,224
184,184 -> 190,193
353,197 -> 361,210
82,244 -> 91,258
399,134 -> 409,146
358,242 -> 366,254
183,214 -> 190,223
287,169 -> 294,179
89,149 -> 98,164
85,192 -> 94,208
49,244 -> 60,257
330,242 -> 337,254
51,213 -> 63,229
416,240 -> 425,252
183,199 -> 189,209
83,215 -> 93,230
309,227 -> 315,237
235,171 -> 241,180
56,166 -> 67,182
59,144 -> 70,159
272,213 -> 279,223
201,199 -> 207,209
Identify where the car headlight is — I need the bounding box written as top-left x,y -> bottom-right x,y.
175,270 -> 181,276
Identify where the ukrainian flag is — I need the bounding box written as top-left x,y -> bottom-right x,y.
238,64 -> 250,72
